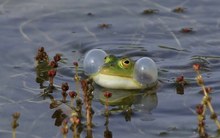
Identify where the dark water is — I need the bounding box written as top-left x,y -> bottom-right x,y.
1,0 -> 220,137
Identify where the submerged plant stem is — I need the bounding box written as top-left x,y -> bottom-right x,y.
198,126 -> 205,137
49,77 -> 53,86
70,98 -> 74,107
74,66 -> 80,99
12,128 -> 16,138
215,120 -> 220,130
11,112 -> 20,138
73,124 -> 77,138
105,98 -> 109,113
81,79 -> 93,130
87,103 -> 92,130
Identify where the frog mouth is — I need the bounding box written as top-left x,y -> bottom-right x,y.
92,73 -> 142,89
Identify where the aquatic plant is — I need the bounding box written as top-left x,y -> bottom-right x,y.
35,47 -> 49,64
193,64 -> 220,137
75,98 -> 83,119
104,91 -> 112,116
48,54 -> 61,68
61,120 -> 68,138
142,9 -> 159,15
172,7 -> 186,13
103,91 -> 112,124
70,115 -> 81,138
180,27 -> 193,33
81,79 -> 94,131
87,12 -> 94,16
54,54 -> 61,63
35,47 -> 62,90
35,47 -> 50,88
72,61 -> 84,118
49,60 -> 58,68
11,112 -> 20,138
61,82 -> 69,103
103,91 -> 112,138
104,125 -> 112,138
69,91 -> 77,107
98,23 -> 111,29
48,69 -> 56,92
175,75 -> 188,95
73,62 -> 80,99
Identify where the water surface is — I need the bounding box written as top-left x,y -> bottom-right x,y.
1,0 -> 220,137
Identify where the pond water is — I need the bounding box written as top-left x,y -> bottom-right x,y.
1,0 -> 220,138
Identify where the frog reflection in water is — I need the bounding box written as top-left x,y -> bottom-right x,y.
84,49 -> 158,90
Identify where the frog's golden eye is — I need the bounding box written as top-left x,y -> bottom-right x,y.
124,60 -> 130,64
120,58 -> 131,68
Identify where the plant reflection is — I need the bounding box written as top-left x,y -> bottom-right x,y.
175,75 -> 188,95
35,59 -> 50,88
175,84 -> 184,95
104,113 -> 112,138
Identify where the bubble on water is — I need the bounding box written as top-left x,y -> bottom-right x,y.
83,49 -> 107,75
134,57 -> 158,86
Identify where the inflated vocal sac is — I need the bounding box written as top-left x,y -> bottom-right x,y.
133,57 -> 158,87
83,49 -> 107,75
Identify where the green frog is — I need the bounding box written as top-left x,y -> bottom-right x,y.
83,49 -> 158,90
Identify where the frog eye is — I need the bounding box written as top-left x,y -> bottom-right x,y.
120,58 -> 131,68
123,60 -> 130,65
83,49 -> 107,75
